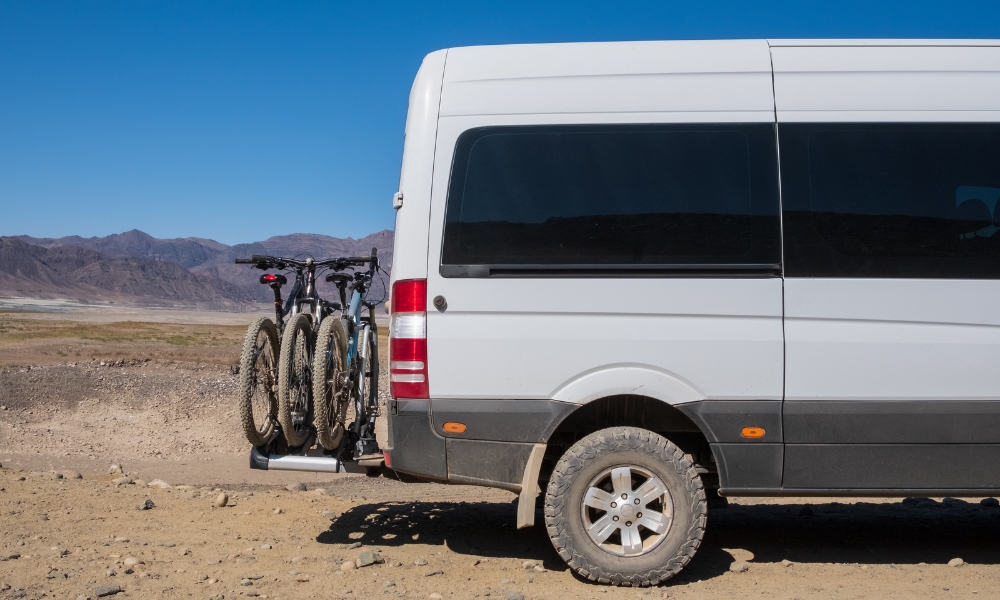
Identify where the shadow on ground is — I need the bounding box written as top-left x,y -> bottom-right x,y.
317,497 -> 1000,584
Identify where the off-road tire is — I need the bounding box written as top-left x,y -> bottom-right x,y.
543,427 -> 706,586
312,317 -> 349,450
277,313 -> 314,448
237,316 -> 280,447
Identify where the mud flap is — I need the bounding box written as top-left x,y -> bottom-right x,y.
516,443 -> 547,529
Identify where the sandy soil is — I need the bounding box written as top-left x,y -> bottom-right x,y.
2,308 -> 1000,599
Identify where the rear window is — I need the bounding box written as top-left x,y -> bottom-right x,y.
780,123 -> 1000,278
440,124 -> 781,276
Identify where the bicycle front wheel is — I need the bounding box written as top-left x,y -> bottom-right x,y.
277,313 -> 314,448
237,316 -> 280,447
312,316 -> 349,450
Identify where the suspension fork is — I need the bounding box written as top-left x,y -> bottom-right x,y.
303,262 -> 323,325
356,324 -> 371,418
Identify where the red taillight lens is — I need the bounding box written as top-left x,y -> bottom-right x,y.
389,279 -> 428,399
263,274 -> 278,282
392,279 -> 426,313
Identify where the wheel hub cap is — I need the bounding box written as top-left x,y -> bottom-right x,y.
581,465 -> 673,557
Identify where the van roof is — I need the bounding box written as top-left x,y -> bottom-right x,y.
435,40 -> 1000,119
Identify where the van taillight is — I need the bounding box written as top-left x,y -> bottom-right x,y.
389,279 -> 428,399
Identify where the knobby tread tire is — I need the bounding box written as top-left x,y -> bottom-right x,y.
237,316 -> 280,447
312,317 -> 348,450
277,313 -> 313,448
543,427 -> 706,587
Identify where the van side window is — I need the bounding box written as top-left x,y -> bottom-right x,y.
780,124 -> 1000,278
441,124 -> 781,274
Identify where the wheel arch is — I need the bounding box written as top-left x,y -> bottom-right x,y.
539,394 -> 715,492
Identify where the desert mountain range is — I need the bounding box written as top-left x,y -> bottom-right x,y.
0,229 -> 394,309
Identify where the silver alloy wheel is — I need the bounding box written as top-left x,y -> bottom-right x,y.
581,465 -> 673,557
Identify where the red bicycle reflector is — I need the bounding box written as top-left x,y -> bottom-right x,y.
263,274 -> 278,282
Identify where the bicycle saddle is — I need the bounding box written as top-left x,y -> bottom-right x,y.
325,273 -> 352,284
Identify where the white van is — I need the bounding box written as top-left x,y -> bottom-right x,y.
384,39 -> 1000,586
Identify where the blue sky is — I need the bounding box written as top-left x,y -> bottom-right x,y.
1,1 -> 998,245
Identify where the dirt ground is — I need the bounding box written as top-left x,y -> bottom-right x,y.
3,307 -> 1000,600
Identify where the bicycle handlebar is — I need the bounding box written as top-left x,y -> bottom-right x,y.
235,248 -> 378,270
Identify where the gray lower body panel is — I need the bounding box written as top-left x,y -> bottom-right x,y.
430,398 -> 576,443
784,444 -> 1000,489
388,397 -> 1000,496
446,439 -> 534,492
783,400 -> 1000,490
713,443 -> 783,491
385,399 -> 447,481
386,399 -> 540,490
784,400 -> 1000,444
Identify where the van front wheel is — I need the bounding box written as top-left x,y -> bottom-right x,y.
543,427 -> 706,586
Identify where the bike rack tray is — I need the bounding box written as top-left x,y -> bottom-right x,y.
249,446 -> 366,474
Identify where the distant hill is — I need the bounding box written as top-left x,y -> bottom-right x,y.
18,229 -> 226,269
2,229 -> 394,309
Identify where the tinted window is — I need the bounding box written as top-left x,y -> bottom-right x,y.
441,124 -> 781,273
780,124 -> 1000,278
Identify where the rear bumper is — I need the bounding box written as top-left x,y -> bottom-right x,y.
386,398 -> 570,492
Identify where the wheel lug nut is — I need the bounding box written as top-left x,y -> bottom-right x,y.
634,498 -> 640,505
621,493 -> 627,500
637,512 -> 642,518
625,521 -> 632,527
610,502 -> 617,508
613,516 -> 619,522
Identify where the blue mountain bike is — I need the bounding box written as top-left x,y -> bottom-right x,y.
311,248 -> 383,462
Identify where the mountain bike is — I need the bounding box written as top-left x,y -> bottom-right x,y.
234,254 -> 348,450
311,248 -> 383,464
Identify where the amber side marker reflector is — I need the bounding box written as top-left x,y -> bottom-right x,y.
443,422 -> 467,433
741,427 -> 765,438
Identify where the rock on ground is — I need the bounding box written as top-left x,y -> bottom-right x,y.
730,561 -> 750,573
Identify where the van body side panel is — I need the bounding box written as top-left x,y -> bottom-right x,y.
775,44 -> 1000,491
390,50 -> 447,284
416,41 -> 785,492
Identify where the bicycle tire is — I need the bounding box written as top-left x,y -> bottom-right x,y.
277,313 -> 314,448
312,316 -> 349,450
237,316 -> 280,447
